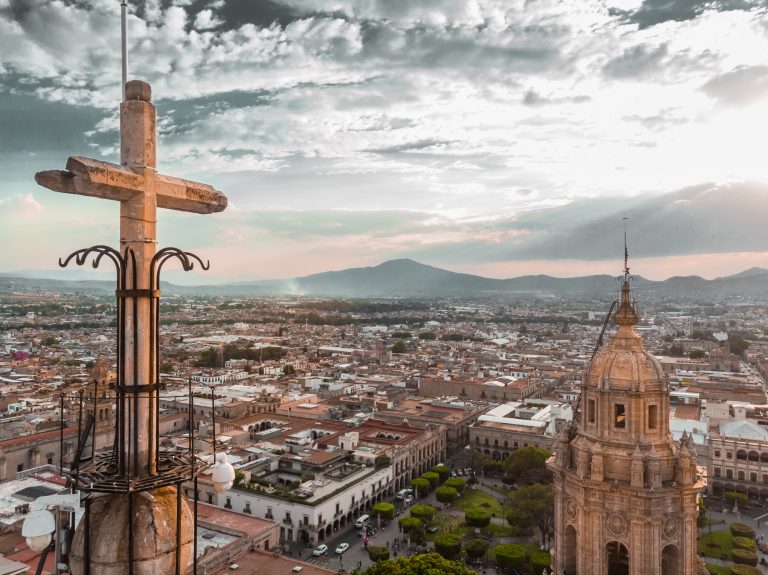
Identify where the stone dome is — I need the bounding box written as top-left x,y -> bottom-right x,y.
585,279 -> 665,393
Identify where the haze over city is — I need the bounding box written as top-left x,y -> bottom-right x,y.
2,0 -> 768,282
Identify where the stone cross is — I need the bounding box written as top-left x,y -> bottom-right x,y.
35,80 -> 227,477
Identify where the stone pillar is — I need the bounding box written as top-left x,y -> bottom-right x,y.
119,80 -> 158,477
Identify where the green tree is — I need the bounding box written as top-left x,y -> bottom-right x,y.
465,509 -> 491,528
360,552 -> 475,575
430,464 -> 451,482
410,505 -> 435,522
398,516 -> 421,534
725,492 -> 749,508
421,472 -> 440,489
159,362 -> 173,373
374,454 -> 391,469
444,477 -> 466,493
689,349 -> 706,360
506,483 -> 554,545
435,486 -> 458,504
367,545 -> 390,562
433,533 -> 463,559
418,332 -> 436,340
729,336 -> 750,357
372,502 -> 395,521
411,478 -> 430,496
392,340 -> 407,354
463,538 -> 488,560
502,446 -> 552,485
494,544 -> 526,570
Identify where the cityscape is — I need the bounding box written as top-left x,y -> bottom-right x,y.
2,1 -> 768,575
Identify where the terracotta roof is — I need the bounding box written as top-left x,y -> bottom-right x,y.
0,426 -> 78,449
195,502 -> 277,537
213,549 -> 335,575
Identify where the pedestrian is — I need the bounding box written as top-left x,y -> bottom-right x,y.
386,540 -> 389,547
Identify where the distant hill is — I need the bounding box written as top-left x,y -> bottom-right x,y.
2,259 -> 768,299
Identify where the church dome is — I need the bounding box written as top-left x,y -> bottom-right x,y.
585,280 -> 665,393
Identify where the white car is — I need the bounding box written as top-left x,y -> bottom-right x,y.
404,494 -> 414,504
335,542 -> 350,554
312,544 -> 328,556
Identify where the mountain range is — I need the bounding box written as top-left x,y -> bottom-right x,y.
2,259 -> 768,299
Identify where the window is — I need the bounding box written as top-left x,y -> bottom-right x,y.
16,464 -> 23,473
726,469 -> 733,479
726,451 -> 733,460
587,399 -> 595,423
285,512 -> 292,524
714,450 -> 721,458
714,467 -> 721,477
244,503 -> 251,514
225,498 -> 232,509
751,472 -> 757,483
207,493 -> 213,504
266,507 -> 273,519
648,405 -> 657,430
738,471 -> 745,481
614,404 -> 626,429
762,475 -> 768,484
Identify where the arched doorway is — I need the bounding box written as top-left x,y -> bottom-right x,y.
299,530 -> 310,545
607,541 -> 629,575
565,525 -> 577,574
661,544 -> 679,575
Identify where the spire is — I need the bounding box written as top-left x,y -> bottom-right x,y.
614,217 -> 639,327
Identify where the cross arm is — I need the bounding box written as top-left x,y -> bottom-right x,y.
35,156 -> 144,202
35,156 -> 227,214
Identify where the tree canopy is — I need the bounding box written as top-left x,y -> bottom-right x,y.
502,446 -> 552,485
360,552 -> 475,575
372,502 -> 395,520
506,482 -> 554,544
435,486 -> 459,504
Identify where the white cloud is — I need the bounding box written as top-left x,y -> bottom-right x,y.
194,9 -> 222,31
0,193 -> 43,216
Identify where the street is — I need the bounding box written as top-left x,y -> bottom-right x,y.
284,492 -> 437,573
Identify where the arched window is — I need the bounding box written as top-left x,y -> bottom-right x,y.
661,545 -> 679,575
607,541 -> 629,575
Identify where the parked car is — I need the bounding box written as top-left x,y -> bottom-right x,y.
312,544 -> 328,556
335,543 -> 350,554
404,494 -> 414,504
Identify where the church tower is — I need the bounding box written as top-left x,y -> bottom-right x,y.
548,264 -> 705,575
86,358 -> 115,436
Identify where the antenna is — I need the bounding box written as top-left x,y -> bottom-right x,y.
120,0 -> 128,100
622,216 -> 629,278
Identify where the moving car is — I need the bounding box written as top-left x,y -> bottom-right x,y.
335,542 -> 350,554
312,544 -> 328,556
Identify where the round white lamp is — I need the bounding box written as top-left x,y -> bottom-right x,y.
212,452 -> 235,493
22,509 -> 55,552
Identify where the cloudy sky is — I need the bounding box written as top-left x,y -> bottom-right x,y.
2,0 -> 768,283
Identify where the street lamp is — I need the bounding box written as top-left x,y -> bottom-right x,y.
200,381 -> 235,494
212,452 -> 235,493
21,492 -> 80,574
22,509 -> 55,552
